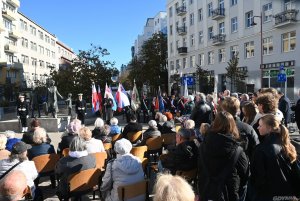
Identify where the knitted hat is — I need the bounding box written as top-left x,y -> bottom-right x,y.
114,138 -> 132,155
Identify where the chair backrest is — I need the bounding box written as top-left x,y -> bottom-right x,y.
118,180 -> 148,201
175,125 -> 181,132
141,158 -> 148,173
68,168 -> 102,192
127,131 -> 143,143
130,146 -> 148,161
176,168 -> 197,182
161,133 -> 176,147
112,134 -> 122,143
103,143 -> 112,151
32,153 -> 60,173
146,137 -> 163,151
62,148 -> 70,157
92,152 -> 107,170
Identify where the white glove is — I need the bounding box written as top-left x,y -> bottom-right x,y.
17,116 -> 20,119
26,115 -> 29,118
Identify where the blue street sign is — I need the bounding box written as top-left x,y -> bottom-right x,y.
181,76 -> 195,86
279,64 -> 284,71
277,73 -> 286,82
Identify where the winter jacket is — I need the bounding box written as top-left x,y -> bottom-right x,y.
190,100 -> 212,128
122,122 -> 143,139
138,127 -> 161,146
85,138 -> 105,154
101,154 -> 144,201
57,133 -> 77,153
162,140 -> 198,174
278,95 -> 292,125
250,133 -> 297,200
198,132 -> 249,201
110,125 -> 121,135
92,128 -> 112,143
27,143 -> 56,160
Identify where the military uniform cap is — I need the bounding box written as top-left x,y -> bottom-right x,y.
78,93 -> 83,96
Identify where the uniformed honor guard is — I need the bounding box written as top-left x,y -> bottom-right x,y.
75,93 -> 86,125
17,94 -> 29,132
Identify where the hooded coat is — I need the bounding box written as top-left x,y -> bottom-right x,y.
101,154 -> 145,201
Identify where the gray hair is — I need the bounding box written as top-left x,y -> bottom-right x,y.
199,93 -> 206,102
69,136 -> 87,152
110,117 -> 118,125
94,118 -> 104,128
0,134 -> 7,150
33,128 -> 47,144
4,130 -> 15,139
148,120 -> 157,128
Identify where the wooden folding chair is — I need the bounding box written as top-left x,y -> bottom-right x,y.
161,133 -> 176,148
103,143 -> 112,151
145,137 -> 163,160
22,186 -> 32,200
112,134 -> 122,144
130,146 -> 148,161
127,131 -> 143,143
66,168 -> 102,200
118,180 -> 149,201
92,152 -> 107,171
32,153 -> 60,188
62,148 -> 69,157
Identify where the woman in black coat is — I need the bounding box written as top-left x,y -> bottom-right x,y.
250,114 -> 298,201
198,111 -> 249,201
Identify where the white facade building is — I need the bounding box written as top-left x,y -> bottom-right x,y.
134,18 -> 154,58
167,0 -> 299,100
154,11 -> 168,34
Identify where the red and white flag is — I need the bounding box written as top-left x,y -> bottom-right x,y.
92,83 -> 99,113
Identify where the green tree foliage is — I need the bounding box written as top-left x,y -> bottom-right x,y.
128,32 -> 168,95
195,65 -> 214,94
51,44 -> 119,100
225,53 -> 247,91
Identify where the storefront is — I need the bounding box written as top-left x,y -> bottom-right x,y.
261,60 -> 295,100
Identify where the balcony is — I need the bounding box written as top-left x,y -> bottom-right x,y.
212,8 -> 225,20
178,47 -> 188,55
274,9 -> 299,28
212,34 -> 226,46
177,26 -> 187,35
0,22 -> 5,32
176,5 -> 186,16
4,44 -> 18,53
7,0 -> 20,8
2,9 -> 17,21
9,29 -> 21,39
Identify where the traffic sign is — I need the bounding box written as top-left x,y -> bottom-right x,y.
181,76 -> 195,86
277,73 -> 286,82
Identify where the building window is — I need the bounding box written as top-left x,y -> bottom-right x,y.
190,0 -> 193,4
245,11 -> 253,28
190,13 -> 194,26
219,48 -> 226,63
231,17 -> 238,33
170,25 -> 173,35
190,55 -> 195,68
183,37 -> 187,47
198,8 -> 203,21
176,59 -> 180,69
245,41 -> 254,58
176,40 -> 179,49
282,31 -> 296,52
199,53 -> 204,66
231,0 -> 237,6
208,51 -> 214,64
263,36 -> 273,55
51,39 -> 55,46
219,22 -> 225,34
208,3 -> 213,17
190,34 -> 194,46
169,6 -> 173,17
199,31 -> 203,44
284,0 -> 296,10
170,42 -> 173,53
230,45 -> 239,58
183,57 -> 187,68
170,61 -> 174,70
208,27 -> 213,39
263,3 -> 272,22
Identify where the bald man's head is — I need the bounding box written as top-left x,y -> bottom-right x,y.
0,170 -> 27,201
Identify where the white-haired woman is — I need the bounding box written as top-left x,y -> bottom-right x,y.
0,134 -> 10,160
79,127 -> 105,153
5,130 -> 21,152
101,139 -> 144,201
110,117 -> 121,135
137,120 -> 161,146
27,127 -> 55,160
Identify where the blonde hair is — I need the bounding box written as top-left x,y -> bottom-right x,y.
0,134 -> 7,150
200,123 -> 210,135
184,119 -> 195,129
79,127 -> 92,141
260,114 -> 297,163
33,128 -> 47,144
153,174 -> 195,201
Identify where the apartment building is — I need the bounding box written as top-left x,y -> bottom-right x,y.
57,40 -> 76,70
154,11 -> 168,35
167,0 -> 299,100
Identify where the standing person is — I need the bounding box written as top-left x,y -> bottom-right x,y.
251,114 -> 299,200
292,89 -> 300,130
103,93 -> 114,124
141,95 -> 149,123
169,95 -> 177,115
75,93 -> 86,125
17,94 -> 29,133
46,80 -> 63,118
278,91 -> 291,126
190,93 -> 212,129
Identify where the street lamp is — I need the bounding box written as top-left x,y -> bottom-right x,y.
252,13 -> 263,70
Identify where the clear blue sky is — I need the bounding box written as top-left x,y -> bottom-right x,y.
19,0 -> 166,69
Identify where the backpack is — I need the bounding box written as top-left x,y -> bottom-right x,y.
198,146 -> 243,201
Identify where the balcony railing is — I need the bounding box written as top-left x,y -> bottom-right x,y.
2,9 -> 17,21
177,26 -> 187,35
274,9 -> 298,28
176,5 -> 187,16
178,47 -> 188,54
4,44 -> 18,53
212,34 -> 226,45
212,7 -> 225,20
7,0 -> 20,8
9,29 -> 21,39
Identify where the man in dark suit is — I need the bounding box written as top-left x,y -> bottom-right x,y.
278,91 -> 291,126
17,94 -> 29,133
75,93 -> 86,125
